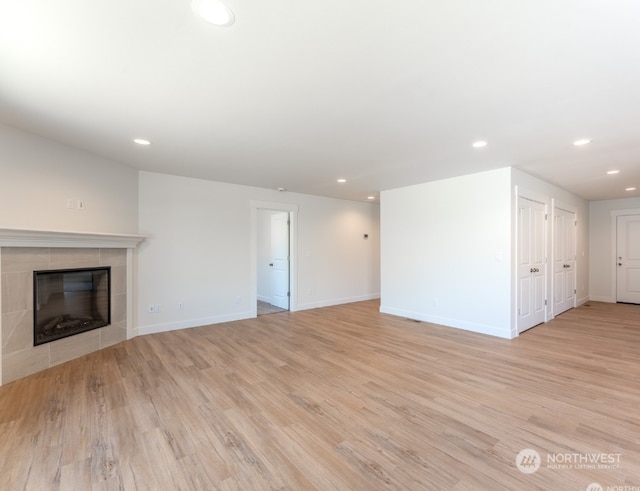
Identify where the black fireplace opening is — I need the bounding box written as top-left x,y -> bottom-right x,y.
33,267 -> 111,346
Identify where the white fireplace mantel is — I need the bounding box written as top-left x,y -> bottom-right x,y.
0,228 -> 146,248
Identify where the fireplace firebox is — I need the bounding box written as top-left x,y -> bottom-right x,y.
33,267 -> 111,346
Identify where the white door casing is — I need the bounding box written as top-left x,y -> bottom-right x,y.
553,207 -> 576,316
270,212 -> 290,310
616,215 -> 640,304
517,197 -> 546,333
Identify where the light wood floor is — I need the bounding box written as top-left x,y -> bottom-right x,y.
1,301 -> 639,490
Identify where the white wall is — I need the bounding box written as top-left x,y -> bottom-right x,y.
380,168 -> 513,338
0,124 -> 138,234
380,167 -> 589,339
589,197 -> 640,302
137,171 -> 380,334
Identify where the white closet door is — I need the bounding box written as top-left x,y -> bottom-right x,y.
553,208 -> 576,316
518,197 -> 546,333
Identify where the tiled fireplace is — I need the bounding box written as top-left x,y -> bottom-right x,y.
0,229 -> 144,385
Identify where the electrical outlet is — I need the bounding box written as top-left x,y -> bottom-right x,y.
177,302 -> 184,311
235,296 -> 241,305
77,200 -> 85,210
154,304 -> 161,313
147,304 -> 155,313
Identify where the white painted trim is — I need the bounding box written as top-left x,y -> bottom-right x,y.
514,186 -> 550,335
553,200 -> 578,215
514,186 -> 549,208
0,228 -> 146,248
136,311 -> 253,336
589,295 -> 615,303
126,249 -> 135,340
297,293 -> 380,311
551,199 -> 578,318
609,208 -> 640,217
379,305 -> 513,339
250,201 -> 299,316
577,295 -> 590,306
609,208 -> 640,303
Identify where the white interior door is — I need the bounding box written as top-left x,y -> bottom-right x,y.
270,212 -> 290,310
553,208 -> 576,316
518,197 -> 546,333
616,215 -> 640,304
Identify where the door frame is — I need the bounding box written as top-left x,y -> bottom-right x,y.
610,208 -> 640,303
551,199 -> 577,316
250,200 -> 298,317
514,186 -> 549,336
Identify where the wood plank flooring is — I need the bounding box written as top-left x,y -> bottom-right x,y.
1,300 -> 639,490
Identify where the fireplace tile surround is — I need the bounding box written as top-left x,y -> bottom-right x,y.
0,229 -> 144,385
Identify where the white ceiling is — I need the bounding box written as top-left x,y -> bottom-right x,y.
2,0 -> 640,202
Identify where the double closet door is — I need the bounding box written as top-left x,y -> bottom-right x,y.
518,197 -> 577,334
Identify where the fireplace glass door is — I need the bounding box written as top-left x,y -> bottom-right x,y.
33,267 -> 111,346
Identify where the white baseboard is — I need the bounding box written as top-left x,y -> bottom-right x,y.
136,310 -> 253,336
379,305 -> 513,339
136,295 -> 381,336
588,296 -> 615,303
257,294 -> 270,303
296,293 -> 380,312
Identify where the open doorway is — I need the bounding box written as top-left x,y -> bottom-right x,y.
257,209 -> 290,315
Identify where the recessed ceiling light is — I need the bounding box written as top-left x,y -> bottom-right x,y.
133,138 -> 151,145
337,178 -> 347,183
472,141 -> 487,148
626,187 -> 637,192
192,0 -> 235,26
367,196 -> 375,200
573,138 -> 591,146
607,170 -> 620,175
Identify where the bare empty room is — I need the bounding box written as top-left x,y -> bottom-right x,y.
1,1 -> 640,489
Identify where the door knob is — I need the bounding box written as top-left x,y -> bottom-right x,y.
618,263 -> 623,266
269,263 -> 274,267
